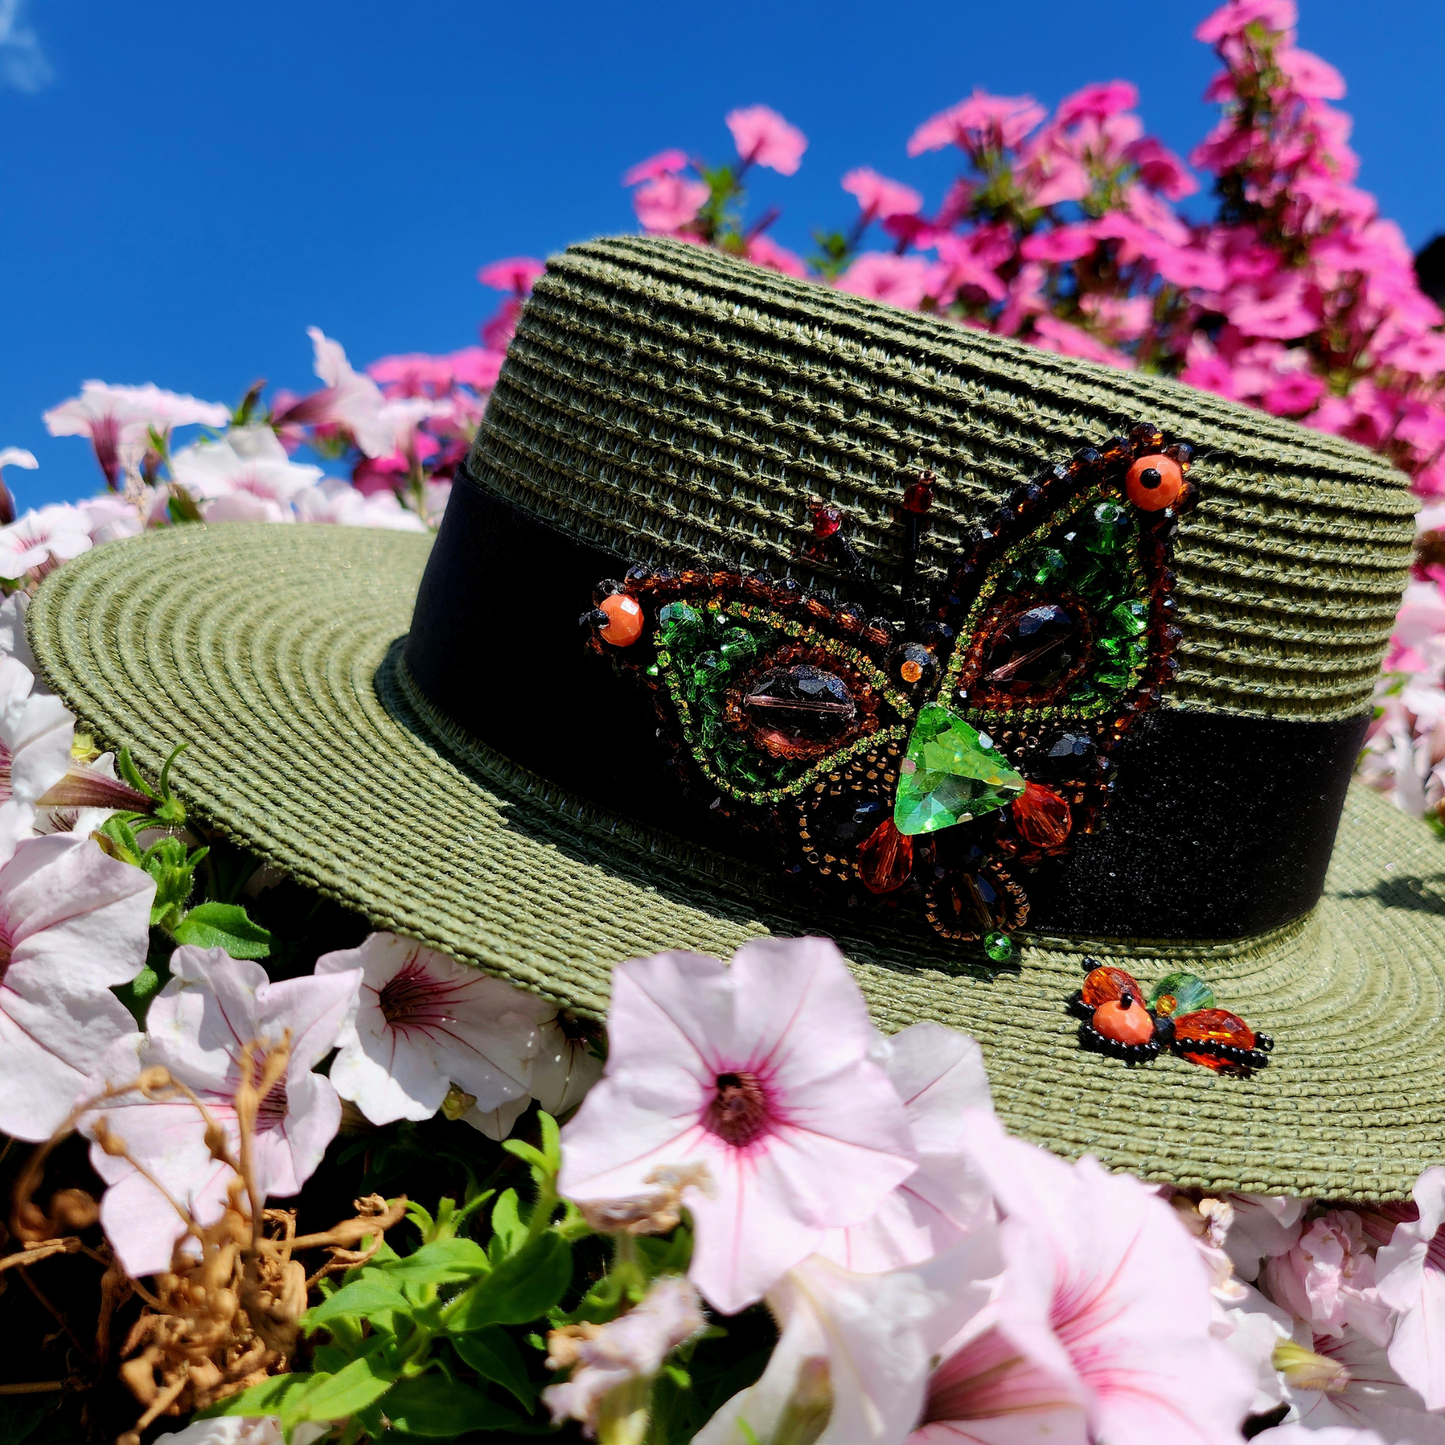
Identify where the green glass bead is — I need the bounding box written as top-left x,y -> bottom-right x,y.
719,627 -> 758,664
1085,500 -> 1133,555
1149,972 -> 1216,1016
1111,599 -> 1149,636
894,704 -> 1025,836
1028,547 -> 1068,585
983,931 -> 1014,962
657,601 -> 705,647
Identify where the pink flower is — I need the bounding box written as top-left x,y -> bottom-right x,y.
272,329 -> 399,459
0,834 -> 154,1142
819,1023 -> 994,1273
1222,271 -> 1320,339
81,947 -> 362,1277
1375,1166 -> 1445,1409
1055,80 -> 1138,127
929,230 -> 1010,305
1276,47 -> 1347,100
557,938 -> 918,1315
544,1276 -> 705,1431
1031,314 -> 1133,369
1263,370 -> 1326,416
1196,0 -> 1297,45
1278,1328 -> 1445,1440
725,105 -> 807,175
1263,1210 -> 1386,1340
837,253 -> 938,311
476,257 -> 546,294
633,174 -> 711,233
908,90 -> 1046,157
0,504 -> 95,581
1019,225 -> 1098,263
170,425 -> 323,522
1078,292 -> 1154,343
744,233 -> 809,279
842,168 -> 923,222
292,478 -> 428,532
622,149 -> 690,185
0,651 -> 74,821
1258,1427 -> 1390,1445
446,346 -> 505,391
44,382 -> 230,489
916,1112 -> 1255,1445
0,447 -> 36,523
1127,136 -> 1199,199
316,932 -> 551,1127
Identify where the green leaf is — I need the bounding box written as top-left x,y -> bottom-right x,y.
386,1237 -> 490,1285
294,1356 -> 398,1424
201,1372 -> 319,1421
448,1232 -> 572,1331
303,1274 -> 410,1328
451,1325 -> 537,1408
381,1375 -> 523,1437
112,962 -> 164,1026
172,900 -> 272,960
488,1190 -> 526,1257
115,747 -> 156,799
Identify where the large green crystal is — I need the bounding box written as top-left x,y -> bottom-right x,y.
893,704 -> 1026,836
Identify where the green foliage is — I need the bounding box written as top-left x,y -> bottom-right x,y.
170,900 -> 273,958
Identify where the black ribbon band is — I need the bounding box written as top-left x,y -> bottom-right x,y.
404,466 -> 1368,941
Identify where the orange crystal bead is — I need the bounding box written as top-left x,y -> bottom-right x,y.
598,593 -> 644,646
857,817 -> 913,894
1093,998 -> 1154,1046
1011,781 -> 1072,849
1172,1008 -> 1255,1071
1080,965 -> 1142,1008
1125,453 -> 1184,511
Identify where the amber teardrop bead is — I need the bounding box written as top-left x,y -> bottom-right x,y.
857,817 -> 914,895
1080,965 -> 1143,1008
1011,781 -> 1072,849
1172,1008 -> 1256,1071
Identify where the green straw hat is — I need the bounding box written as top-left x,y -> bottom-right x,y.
30,236 -> 1444,1200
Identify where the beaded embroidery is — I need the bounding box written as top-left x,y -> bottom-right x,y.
585,421 -> 1195,958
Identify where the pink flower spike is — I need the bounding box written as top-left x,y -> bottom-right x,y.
837,253 -> 938,311
1196,0 -> 1297,44
744,234 -> 809,279
1055,80 -> 1138,128
557,937 -> 917,1315
1127,136 -> 1199,199
907,91 -> 1046,158
81,947 -> 362,1277
317,932 -> 552,1127
623,149 -> 690,186
476,257 -> 547,294
0,834 -> 154,1142
841,168 -> 923,222
1276,47 -> 1346,100
725,105 -> 807,175
820,1022 -> 995,1272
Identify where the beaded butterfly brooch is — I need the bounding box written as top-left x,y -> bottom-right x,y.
584,421 -> 1192,963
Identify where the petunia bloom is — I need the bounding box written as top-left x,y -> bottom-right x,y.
169,425 -> 323,523
316,931 -> 551,1127
841,168 -> 923,223
271,329 -> 403,459
726,105 -> 807,175
0,833 -> 154,1141
0,504 -> 97,581
81,947 -> 361,1276
819,1022 -> 995,1273
633,174 -> 711,234
1374,1165 -> 1445,1409
557,937 -> 918,1314
476,257 -> 547,294
1263,1209 -> 1387,1341
0,652 -> 74,825
0,447 -> 37,525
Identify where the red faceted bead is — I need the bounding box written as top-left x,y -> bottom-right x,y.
1125,453 -> 1184,511
1011,781 -> 1072,849
1173,1009 -> 1255,1070
812,503 -> 843,539
902,477 -> 935,514
598,593 -> 644,646
1093,998 -> 1153,1046
1081,965 -> 1142,1008
857,817 -> 913,894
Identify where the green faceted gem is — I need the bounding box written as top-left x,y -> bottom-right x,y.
658,601 -> 705,647
983,931 -> 1014,963
1085,500 -> 1133,555
893,704 -> 1026,836
1149,971 -> 1216,1017
1027,547 -> 1067,585
719,627 -> 758,665
1111,599 -> 1149,636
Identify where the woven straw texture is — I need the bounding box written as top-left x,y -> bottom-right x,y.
30,521 -> 1445,1199
473,236 -> 1416,723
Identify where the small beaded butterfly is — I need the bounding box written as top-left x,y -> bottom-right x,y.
585,421 -> 1194,960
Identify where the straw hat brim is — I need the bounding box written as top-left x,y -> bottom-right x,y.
30,521 -> 1445,1200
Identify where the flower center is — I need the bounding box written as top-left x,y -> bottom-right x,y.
376,959 -> 459,1031
704,1071 -> 769,1148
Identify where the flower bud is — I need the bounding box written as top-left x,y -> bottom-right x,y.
1272,1338 -> 1350,1393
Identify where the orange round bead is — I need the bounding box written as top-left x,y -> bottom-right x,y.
900,658 -> 924,684
1092,999 -> 1154,1046
1080,965 -> 1143,1008
1125,453 -> 1184,511
598,593 -> 644,647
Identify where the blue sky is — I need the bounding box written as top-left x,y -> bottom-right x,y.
3,0 -> 1443,509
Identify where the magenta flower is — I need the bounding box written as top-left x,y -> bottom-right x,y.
907,91 -> 1047,158
633,174 -> 711,233
1055,80 -> 1138,127
1127,136 -> 1199,199
622,149 -> 690,186
271,329 -> 407,459
744,233 -> 809,279
476,256 -> 547,294
317,932 -> 552,1127
915,1111 -> 1254,1445
0,834 -> 154,1142
725,105 -> 807,176
81,946 -> 361,1276
1196,0 -> 1297,44
557,938 -> 917,1314
838,253 -> 938,311
842,168 -> 923,223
